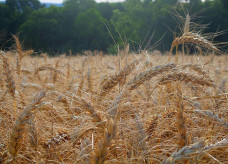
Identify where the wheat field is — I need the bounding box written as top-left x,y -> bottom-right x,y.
0,47 -> 227,163
0,14 -> 228,163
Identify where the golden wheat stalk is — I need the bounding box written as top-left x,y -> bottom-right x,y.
134,113 -> 149,163
127,63 -> 176,90
35,64 -> 64,76
13,35 -> 33,75
57,94 -> 72,114
191,93 -> 228,100
182,64 -> 207,76
0,51 -> 16,98
168,14 -> 220,62
147,116 -> 158,137
107,92 -> 123,119
87,68 -> 93,95
203,138 -> 228,151
197,138 -> 228,162
22,50 -> 33,58
8,91 -> 46,158
21,68 -> 32,74
13,35 -> 23,59
41,53 -> 48,62
20,83 -> 42,91
18,90 -> 26,108
169,33 -> 220,62
52,60 -> 60,83
162,141 -> 205,164
93,119 -> 117,164
175,83 -> 187,148
158,71 -> 216,88
194,110 -> 228,128
67,62 -> 70,79
77,73 -> 85,97
215,78 -> 227,109
65,92 -> 104,126
28,115 -> 38,151
79,96 -> 103,125
0,72 -> 4,89
99,58 -> 140,97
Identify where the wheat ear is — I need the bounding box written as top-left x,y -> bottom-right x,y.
8,91 -> 46,158
168,14 -> 220,62
175,83 -> 187,148
28,115 -> 38,151
52,60 -> 59,83
67,62 -> 70,79
35,64 -> 64,76
13,35 -> 34,76
134,113 -> 149,163
77,73 -> 85,97
41,53 -> 48,62
65,92 -> 104,126
169,32 -> 220,62
215,78 -> 227,109
182,64 -> 208,76
93,118 -> 117,164
194,110 -> 228,128
158,71 -> 216,88
203,138 -> 228,151
0,51 -> 16,98
12,35 -> 23,58
87,68 -> 93,95
13,35 -> 23,76
21,83 -> 42,91
162,141 -> 205,164
127,63 -> 176,90
99,59 -> 140,97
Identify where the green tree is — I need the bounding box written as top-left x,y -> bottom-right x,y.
6,0 -> 43,11
96,2 -> 124,20
1,0 -> 227,55
0,4 -> 9,44
19,6 -> 65,54
0,4 -> 9,31
221,0 -> 228,9
74,8 -> 111,51
63,0 -> 96,11
5,0 -> 44,38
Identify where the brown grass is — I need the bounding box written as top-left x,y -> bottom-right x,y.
0,15 -> 227,163
0,52 -> 227,163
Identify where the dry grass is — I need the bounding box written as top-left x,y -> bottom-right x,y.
0,15 -> 227,164
0,51 -> 227,163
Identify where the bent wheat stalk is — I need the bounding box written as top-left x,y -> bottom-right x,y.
127,63 -> 176,90
169,32 -> 220,61
93,118 -> 117,164
35,64 -> 64,76
13,35 -> 33,75
99,59 -> 140,97
158,71 -> 216,88
8,91 -> 46,158
168,14 -> 220,62
0,51 -> 16,98
175,83 -> 187,148
162,141 -> 205,164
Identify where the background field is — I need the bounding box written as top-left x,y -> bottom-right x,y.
1,0 -> 228,55
0,49 -> 227,163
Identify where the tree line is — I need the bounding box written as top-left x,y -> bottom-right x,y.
0,0 -> 227,55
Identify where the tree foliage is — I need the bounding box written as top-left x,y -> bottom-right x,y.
0,0 -> 227,54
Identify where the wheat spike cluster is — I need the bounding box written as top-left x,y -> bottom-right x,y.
0,14 -> 227,163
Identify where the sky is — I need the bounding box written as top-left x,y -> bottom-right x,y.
39,0 -> 125,3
